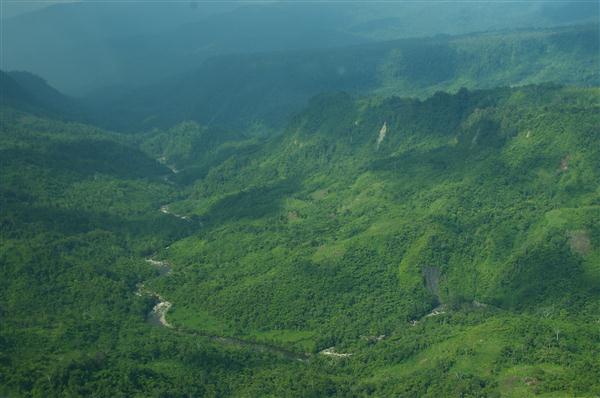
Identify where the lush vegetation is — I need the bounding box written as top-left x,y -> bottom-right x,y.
90,24 -> 599,132
5,1 -> 596,95
148,85 -> 600,397
0,107 -> 348,397
2,81 -> 598,396
2,5 -> 599,393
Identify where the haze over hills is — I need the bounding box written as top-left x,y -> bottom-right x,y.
87,23 -> 599,132
1,1 -> 600,397
2,0 -> 598,95
0,70 -> 83,119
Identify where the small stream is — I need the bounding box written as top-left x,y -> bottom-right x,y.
141,214 -> 311,362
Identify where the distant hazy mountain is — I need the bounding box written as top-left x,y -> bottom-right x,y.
0,71 -> 29,103
0,2 -> 238,95
8,71 -> 78,110
1,1 -> 599,392
86,24 -> 599,133
0,70 -> 81,118
2,1 -> 597,95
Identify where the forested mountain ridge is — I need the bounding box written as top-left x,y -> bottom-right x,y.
0,106 -> 334,397
1,1 -> 599,392
152,83 -> 599,322
141,84 -> 600,396
88,24 -> 599,132
0,70 -> 83,120
3,84 -> 595,396
3,1 -> 596,95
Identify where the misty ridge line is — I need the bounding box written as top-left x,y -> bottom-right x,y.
0,1 -> 599,397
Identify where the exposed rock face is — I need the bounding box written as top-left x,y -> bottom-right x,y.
145,258 -> 172,276
422,266 -> 441,300
150,299 -> 173,328
319,347 -> 352,358
560,155 -> 570,171
568,230 -> 591,256
376,122 -> 388,149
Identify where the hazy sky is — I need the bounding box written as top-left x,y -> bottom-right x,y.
1,0 -> 77,19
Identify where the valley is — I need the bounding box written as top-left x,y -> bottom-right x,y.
1,3 -> 599,396
4,81 -> 598,396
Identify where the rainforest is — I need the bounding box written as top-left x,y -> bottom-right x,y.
0,2 -> 599,397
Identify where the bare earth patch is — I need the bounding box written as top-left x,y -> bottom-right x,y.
150,299 -> 173,328
559,155 -> 570,172
160,205 -> 190,221
320,347 -> 352,358
376,122 -> 388,149
311,189 -> 328,200
145,258 -> 172,276
568,230 -> 591,256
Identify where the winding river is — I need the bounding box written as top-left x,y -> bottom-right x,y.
141,210 -> 311,362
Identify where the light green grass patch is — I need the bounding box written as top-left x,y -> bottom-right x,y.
312,241 -> 348,264
370,318 -> 510,383
498,364 -> 569,398
245,329 -> 316,352
168,305 -> 231,335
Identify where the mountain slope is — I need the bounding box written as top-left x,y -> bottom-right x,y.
0,2 -> 238,94
145,84 -> 600,396
0,106 -> 351,397
0,71 -> 34,109
0,70 -> 83,119
2,83 -> 599,396
90,24 -> 599,132
3,1 -> 597,95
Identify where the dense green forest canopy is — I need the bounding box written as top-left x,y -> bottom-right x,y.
87,24 -> 599,132
1,83 -> 599,396
0,107 -> 323,397
1,2 -> 599,396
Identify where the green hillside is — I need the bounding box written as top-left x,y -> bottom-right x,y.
3,84 -> 595,396
0,108 -> 323,397
92,24 -> 599,132
0,70 -> 84,120
149,84 -> 600,396
2,0 -> 600,395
